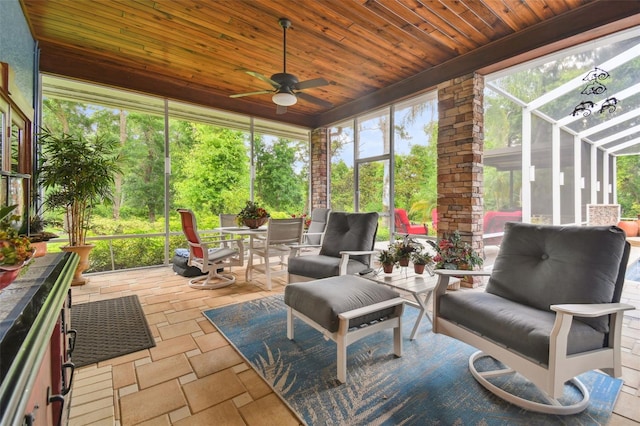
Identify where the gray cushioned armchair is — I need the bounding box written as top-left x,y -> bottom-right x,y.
433,222 -> 634,415
288,211 -> 378,283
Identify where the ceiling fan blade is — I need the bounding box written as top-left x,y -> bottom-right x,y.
276,105 -> 287,115
229,90 -> 273,98
296,92 -> 333,108
241,70 -> 280,89
294,77 -> 329,90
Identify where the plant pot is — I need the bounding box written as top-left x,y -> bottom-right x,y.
0,255 -> 35,291
0,265 -> 24,290
398,258 -> 410,267
61,244 -> 95,286
617,220 -> 639,237
243,217 -> 267,229
382,263 -> 394,274
31,241 -> 47,258
414,263 -> 425,274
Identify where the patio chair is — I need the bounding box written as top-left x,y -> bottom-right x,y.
302,208 -> 331,246
432,222 -> 634,415
219,213 -> 237,227
246,217 -> 305,290
177,209 -> 244,289
394,208 -> 428,236
288,211 -> 379,283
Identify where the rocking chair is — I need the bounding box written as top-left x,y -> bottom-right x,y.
177,209 -> 244,289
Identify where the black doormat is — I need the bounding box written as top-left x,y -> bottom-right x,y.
70,295 -> 156,367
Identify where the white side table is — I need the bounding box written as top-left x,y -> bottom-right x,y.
362,267 -> 459,340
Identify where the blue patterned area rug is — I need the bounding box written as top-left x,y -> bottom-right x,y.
203,295 -> 622,425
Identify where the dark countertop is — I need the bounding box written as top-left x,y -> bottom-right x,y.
0,253 -> 71,378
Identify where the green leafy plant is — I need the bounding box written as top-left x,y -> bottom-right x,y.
390,235 -> 422,262
411,250 -> 433,265
236,201 -> 270,225
377,249 -> 395,265
0,205 -> 34,266
430,231 -> 483,270
37,128 -> 121,246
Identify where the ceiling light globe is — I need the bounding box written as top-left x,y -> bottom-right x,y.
272,92 -> 297,106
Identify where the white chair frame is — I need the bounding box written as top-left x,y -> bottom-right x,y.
246,217 -> 304,290
287,297 -> 404,383
178,209 -> 244,290
433,269 -> 634,415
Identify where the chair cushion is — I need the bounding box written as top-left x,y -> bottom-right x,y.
486,222 -> 627,332
284,275 -> 400,333
288,255 -> 369,279
439,291 -> 606,366
320,212 -> 378,264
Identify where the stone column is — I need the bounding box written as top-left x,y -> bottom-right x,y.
437,73 -> 484,287
310,128 -> 328,210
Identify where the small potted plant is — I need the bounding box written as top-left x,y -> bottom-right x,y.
25,214 -> 59,258
0,205 -> 36,290
237,200 -> 270,229
391,235 -> 422,267
411,250 -> 433,275
377,249 -> 396,273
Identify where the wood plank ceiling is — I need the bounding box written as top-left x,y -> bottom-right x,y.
19,0 -> 640,128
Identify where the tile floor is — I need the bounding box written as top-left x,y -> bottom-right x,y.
68,260 -> 640,425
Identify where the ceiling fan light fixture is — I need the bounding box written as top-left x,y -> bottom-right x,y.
272,91 -> 297,106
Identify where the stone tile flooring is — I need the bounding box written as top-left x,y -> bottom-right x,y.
68,262 -> 640,425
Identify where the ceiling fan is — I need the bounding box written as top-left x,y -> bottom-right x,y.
230,18 -> 332,114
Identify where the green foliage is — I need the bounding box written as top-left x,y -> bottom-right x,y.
86,235 -> 186,272
121,113 -> 166,222
358,161 -> 386,212
617,155 -> 640,218
254,136 -> 306,213
330,160 -> 354,212
37,128 -> 121,246
173,125 -> 249,215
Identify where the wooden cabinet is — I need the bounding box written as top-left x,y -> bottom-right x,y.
0,253 -> 79,426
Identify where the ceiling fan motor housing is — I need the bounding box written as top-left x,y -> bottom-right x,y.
270,72 -> 299,89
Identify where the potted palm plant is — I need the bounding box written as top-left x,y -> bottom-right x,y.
37,128 -> 120,285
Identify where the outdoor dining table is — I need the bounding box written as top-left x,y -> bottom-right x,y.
215,226 -> 268,266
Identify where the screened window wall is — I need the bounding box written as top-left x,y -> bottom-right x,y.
329,91 -> 438,241
40,75 -> 310,272
483,27 -> 640,227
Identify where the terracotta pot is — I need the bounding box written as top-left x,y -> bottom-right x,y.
0,265 -> 24,290
31,241 -> 47,258
398,258 -> 410,267
617,221 -> 639,237
0,255 -> 35,290
243,217 -> 267,229
414,263 -> 426,274
61,244 -> 95,286
382,263 -> 394,274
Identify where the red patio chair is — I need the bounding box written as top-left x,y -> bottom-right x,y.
394,208 -> 428,235
177,209 -> 244,289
